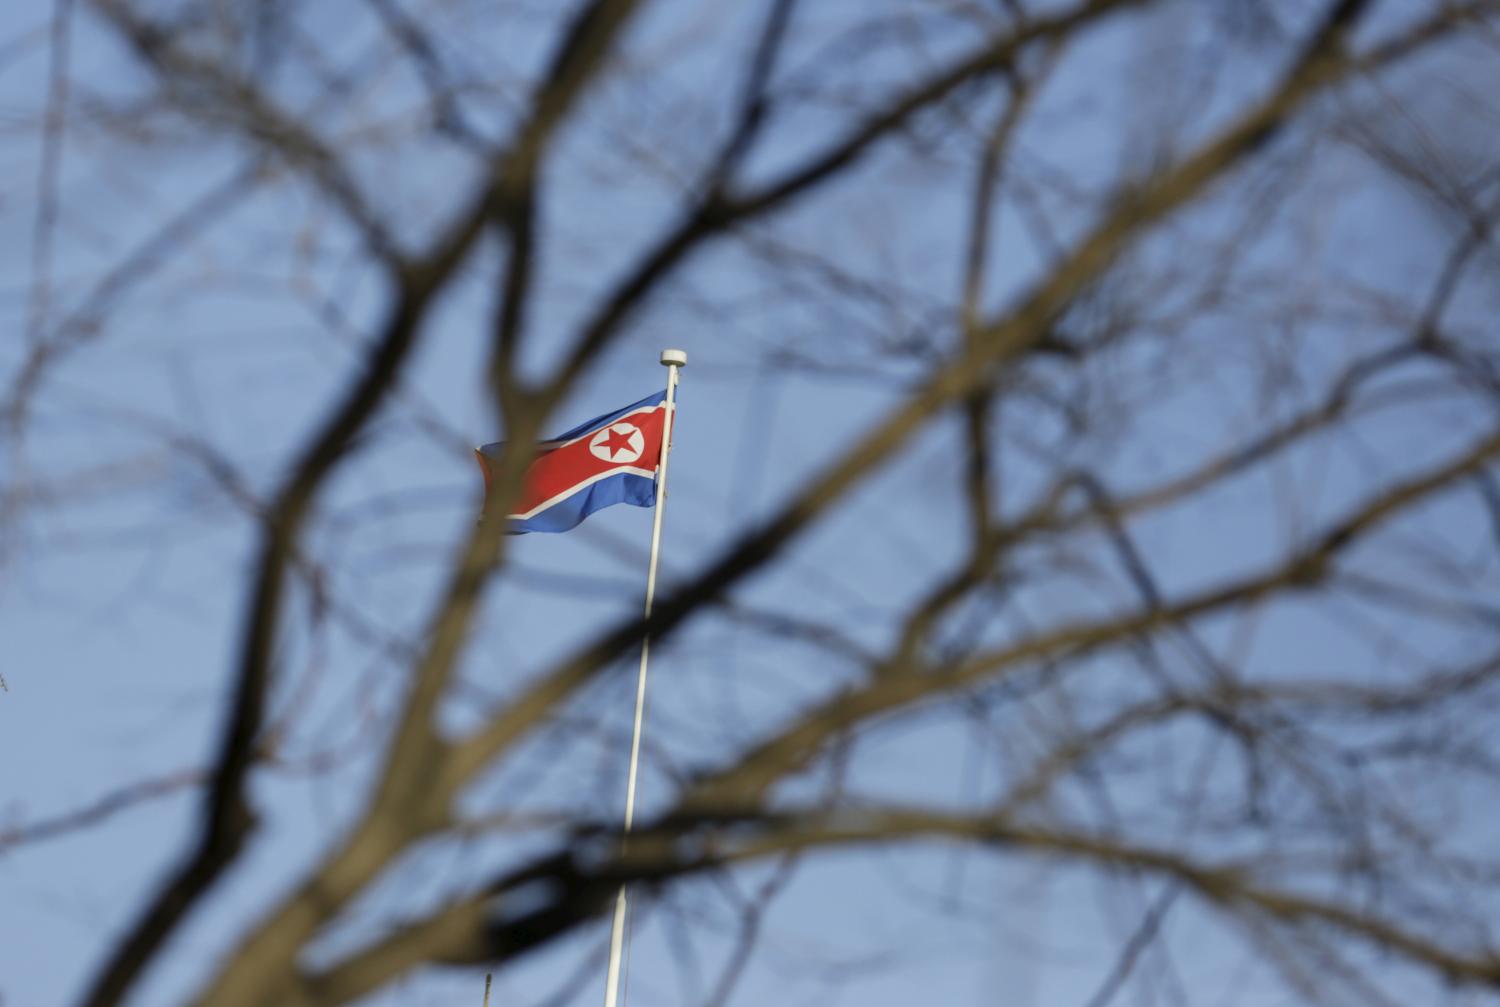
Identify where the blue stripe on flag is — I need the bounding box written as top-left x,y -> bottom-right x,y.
508,470 -> 658,534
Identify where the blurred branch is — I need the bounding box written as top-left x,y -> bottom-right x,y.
702,850 -> 801,1007
1081,885 -> 1181,1007
304,803 -> 1500,1003
87,0 -> 404,263
546,0 -> 1146,398
0,768 -> 206,856
363,0 -> 489,149
6,161 -> 263,437
24,0 -> 76,351
684,422 -> 1500,810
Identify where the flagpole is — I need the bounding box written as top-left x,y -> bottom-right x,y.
603,349 -> 685,1007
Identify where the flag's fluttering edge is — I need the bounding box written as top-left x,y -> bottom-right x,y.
476,391 -> 671,534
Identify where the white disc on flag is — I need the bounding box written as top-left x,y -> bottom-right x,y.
589,422 -> 645,463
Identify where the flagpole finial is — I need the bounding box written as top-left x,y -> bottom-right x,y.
660,349 -> 687,367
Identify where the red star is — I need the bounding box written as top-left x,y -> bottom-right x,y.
600,425 -> 636,460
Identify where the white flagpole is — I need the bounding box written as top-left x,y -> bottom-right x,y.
603,348 -> 685,1007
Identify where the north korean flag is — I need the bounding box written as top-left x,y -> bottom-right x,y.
475,391 -> 672,534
